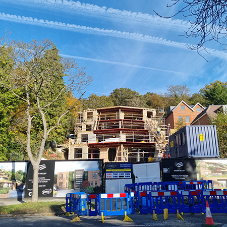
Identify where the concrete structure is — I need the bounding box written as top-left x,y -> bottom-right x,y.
68,106 -> 168,162
166,100 -> 205,134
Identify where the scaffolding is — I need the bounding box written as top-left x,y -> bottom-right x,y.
69,106 -> 169,162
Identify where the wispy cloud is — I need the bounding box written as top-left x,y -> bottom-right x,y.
2,0 -> 190,32
1,12 -> 227,60
61,54 -> 192,75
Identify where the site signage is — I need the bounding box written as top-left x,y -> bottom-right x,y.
25,160 -> 55,198
105,162 -> 132,179
161,158 -> 197,181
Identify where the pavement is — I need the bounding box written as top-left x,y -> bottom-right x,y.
0,198 -> 227,226
0,212 -> 227,227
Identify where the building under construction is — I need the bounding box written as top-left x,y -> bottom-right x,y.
68,106 -> 169,163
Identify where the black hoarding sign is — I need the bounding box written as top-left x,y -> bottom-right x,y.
25,160 -> 55,198
161,158 -> 197,182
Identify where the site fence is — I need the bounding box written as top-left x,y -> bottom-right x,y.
65,180 -> 227,216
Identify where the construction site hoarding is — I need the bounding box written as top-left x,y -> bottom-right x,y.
161,158 -> 227,190
105,162 -> 132,179
0,160 -> 103,199
169,125 -> 219,158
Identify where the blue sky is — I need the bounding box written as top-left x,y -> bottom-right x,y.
0,0 -> 227,98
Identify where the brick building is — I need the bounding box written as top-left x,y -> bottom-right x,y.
166,100 -> 204,134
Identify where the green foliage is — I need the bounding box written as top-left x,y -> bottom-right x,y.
0,39 -> 90,163
143,92 -> 163,108
0,46 -> 25,160
200,81 -> 227,105
189,93 -> 206,106
210,111 -> 227,158
175,118 -> 185,131
82,94 -> 114,109
5,170 -> 26,182
110,88 -> 140,106
0,188 -> 9,194
68,171 -> 74,190
0,201 -> 66,214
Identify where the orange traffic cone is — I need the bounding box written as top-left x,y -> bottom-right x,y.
202,201 -> 217,226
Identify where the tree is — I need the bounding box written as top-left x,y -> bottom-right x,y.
126,96 -> 145,107
175,118 -> 185,131
0,45 -> 24,160
143,92 -> 163,109
82,94 -> 114,109
189,92 -> 206,106
157,1 -> 227,53
210,110 -> 227,158
110,88 -> 140,106
0,39 -> 92,201
200,80 -> 227,105
164,85 -> 191,107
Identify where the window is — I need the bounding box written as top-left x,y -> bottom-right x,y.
59,182 -> 63,188
59,174 -> 63,180
181,106 -> 185,110
66,174 -> 68,180
66,182 -> 68,188
197,107 -> 201,112
81,134 -> 88,142
185,116 -> 190,123
95,181 -> 97,187
178,116 -> 183,123
90,181 -> 93,186
93,172 -> 97,179
74,148 -> 82,158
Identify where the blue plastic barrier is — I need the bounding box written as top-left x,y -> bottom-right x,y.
204,180 -> 213,190
163,181 -> 182,191
125,183 -> 138,194
202,190 -> 227,213
178,190 -> 191,213
149,191 -> 179,214
66,192 -> 86,213
66,193 -> 73,212
66,192 -> 87,215
128,192 -> 136,214
184,181 -> 205,190
178,190 -> 202,213
99,193 -> 133,216
137,182 -> 163,192
88,194 -> 98,216
138,191 -> 149,214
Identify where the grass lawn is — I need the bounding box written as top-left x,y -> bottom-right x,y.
0,201 -> 66,215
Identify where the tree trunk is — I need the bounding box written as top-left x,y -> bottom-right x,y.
32,162 -> 39,202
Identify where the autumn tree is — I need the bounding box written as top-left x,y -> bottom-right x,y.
0,39 -> 91,202
162,85 -> 191,109
126,95 -> 145,107
143,92 -> 164,109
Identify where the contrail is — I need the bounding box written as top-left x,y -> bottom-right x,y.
61,54 -> 193,75
1,12 -> 227,60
